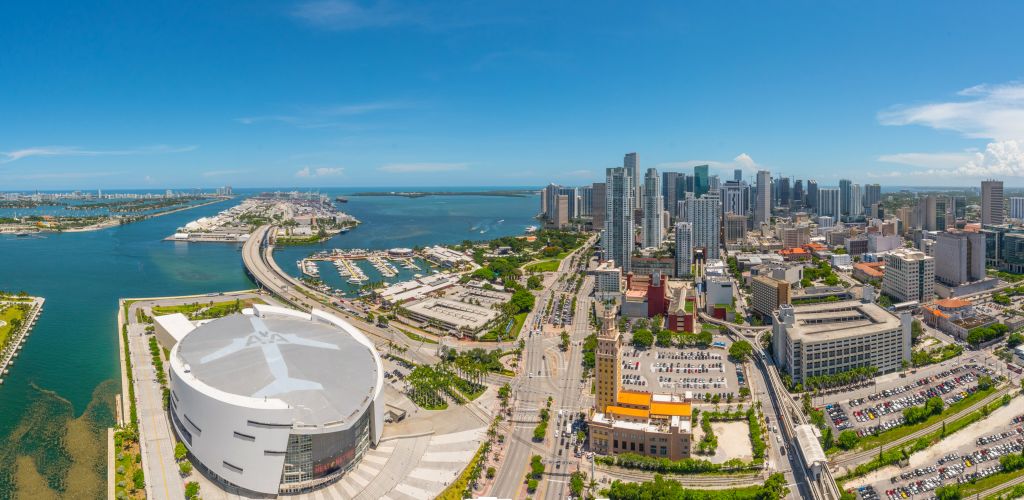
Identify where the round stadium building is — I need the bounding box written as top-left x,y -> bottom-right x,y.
168,304 -> 384,495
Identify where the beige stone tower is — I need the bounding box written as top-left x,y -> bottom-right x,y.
594,305 -> 622,414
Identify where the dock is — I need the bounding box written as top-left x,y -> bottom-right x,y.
0,295 -> 45,386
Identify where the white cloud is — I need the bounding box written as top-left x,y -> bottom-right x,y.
378,162 -> 468,173
879,82 -> 1024,141
295,166 -> 345,178
878,81 -> 1024,179
0,145 -> 196,164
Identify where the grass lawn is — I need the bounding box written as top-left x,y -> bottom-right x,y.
0,304 -> 27,349
960,465 -> 1024,497
853,386 -> 997,452
525,259 -> 561,273
399,328 -> 438,344
152,297 -> 265,320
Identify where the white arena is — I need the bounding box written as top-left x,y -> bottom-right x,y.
168,304 -> 384,495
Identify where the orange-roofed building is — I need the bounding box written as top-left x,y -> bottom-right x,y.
589,309 -> 693,460
923,297 -> 996,340
853,261 -> 885,282
778,247 -> 811,261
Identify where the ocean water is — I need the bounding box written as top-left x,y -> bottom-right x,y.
0,187 -> 538,498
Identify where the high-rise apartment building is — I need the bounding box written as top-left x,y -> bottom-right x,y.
850,184 -> 863,217
558,186 -> 578,220
642,168 -> 663,249
734,169 -> 742,182
578,185 -> 593,217
864,184 -> 881,209
793,179 -> 804,209
605,168 -> 635,274
674,222 -> 693,278
543,183 -> 560,219
687,195 -> 721,260
818,188 -> 841,222
693,165 -> 710,199
624,152 -> 641,211
839,179 -> 853,216
662,172 -> 682,215
754,170 -> 772,226
591,182 -> 606,229
982,180 -> 1005,225
883,248 -> 935,303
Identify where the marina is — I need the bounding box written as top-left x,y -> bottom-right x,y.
0,296 -> 44,387
296,248 -> 445,297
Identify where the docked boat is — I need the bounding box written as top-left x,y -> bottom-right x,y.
335,196 -> 348,203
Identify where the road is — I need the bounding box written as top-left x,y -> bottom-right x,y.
490,237 -> 596,499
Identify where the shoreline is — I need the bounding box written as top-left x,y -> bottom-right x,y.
1,196 -> 232,234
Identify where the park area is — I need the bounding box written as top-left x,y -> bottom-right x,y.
0,302 -> 29,351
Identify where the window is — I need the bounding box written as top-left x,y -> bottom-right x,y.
233,431 -> 256,442
223,461 -> 243,473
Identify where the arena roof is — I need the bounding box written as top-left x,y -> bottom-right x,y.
175,311 -> 379,426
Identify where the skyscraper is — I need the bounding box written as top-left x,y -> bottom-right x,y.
642,168 -> 663,249
864,184 -> 881,209
793,179 -> 804,209
850,184 -> 863,217
720,180 -> 750,217
591,182 -> 606,229
578,185 -> 594,217
543,183 -> 560,219
754,170 -> 771,226
624,152 -> 641,211
806,180 -> 819,214
818,188 -> 841,222
734,169 -> 742,182
982,180 -> 1005,225
604,167 -> 635,273
662,172 -> 682,215
693,165 -> 710,199
558,186 -> 579,220
687,195 -> 721,260
839,179 -> 853,216
674,222 -> 693,278
778,177 -> 790,207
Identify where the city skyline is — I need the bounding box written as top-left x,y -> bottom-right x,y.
2,2 -> 1024,189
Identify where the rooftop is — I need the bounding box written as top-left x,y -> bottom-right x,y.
174,307 -> 379,426
777,299 -> 903,342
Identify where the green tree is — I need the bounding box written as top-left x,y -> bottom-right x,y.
527,275 -> 543,290
510,289 -> 536,314
631,328 -> 654,349
837,430 -> 859,450
728,340 -> 754,361
185,481 -> 201,499
935,485 -> 961,500
174,441 -> 188,461
655,329 -> 673,347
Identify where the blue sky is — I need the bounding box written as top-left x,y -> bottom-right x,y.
1,1 -> 1023,190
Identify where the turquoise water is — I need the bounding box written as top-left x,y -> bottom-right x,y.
0,187 -> 538,498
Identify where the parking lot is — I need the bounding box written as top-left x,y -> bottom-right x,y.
620,340 -> 744,401
820,363 -> 998,437
848,392 -> 1024,500
828,365 -> 987,435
